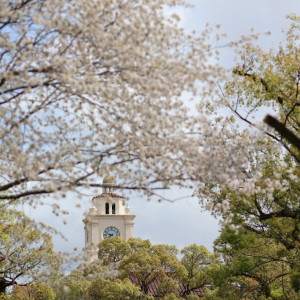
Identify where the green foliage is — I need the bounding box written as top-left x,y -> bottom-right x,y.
0,206 -> 62,294
290,262 -> 300,293
118,239 -> 186,296
119,246 -> 166,294
0,293 -> 10,300
53,272 -> 90,300
181,244 -> 213,269
11,283 -> 56,300
161,292 -> 183,299
95,237 -> 213,298
212,226 -> 299,299
140,295 -> 155,300
157,277 -> 179,298
127,237 -> 152,250
185,296 -> 200,300
87,278 -> 141,300
229,16 -> 300,150
180,244 -> 215,296
98,236 -> 131,265
81,259 -> 118,280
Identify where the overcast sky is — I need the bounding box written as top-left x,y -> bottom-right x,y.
24,0 -> 299,255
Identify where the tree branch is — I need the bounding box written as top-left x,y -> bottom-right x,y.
264,114 -> 300,153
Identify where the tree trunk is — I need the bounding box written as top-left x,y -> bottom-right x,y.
0,278 -> 9,294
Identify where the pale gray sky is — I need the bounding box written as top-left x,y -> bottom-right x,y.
25,0 -> 299,255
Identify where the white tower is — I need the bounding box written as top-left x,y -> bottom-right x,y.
83,175 -> 135,262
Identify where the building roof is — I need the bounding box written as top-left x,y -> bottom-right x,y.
129,275 -> 204,297
92,192 -> 124,199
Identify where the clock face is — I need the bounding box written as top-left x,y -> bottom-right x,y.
103,226 -> 120,239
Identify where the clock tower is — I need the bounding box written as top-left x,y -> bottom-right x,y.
83,175 -> 135,262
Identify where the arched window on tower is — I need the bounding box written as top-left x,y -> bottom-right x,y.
112,203 -> 116,215
105,202 -> 109,214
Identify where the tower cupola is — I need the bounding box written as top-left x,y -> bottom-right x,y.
102,174 -> 116,193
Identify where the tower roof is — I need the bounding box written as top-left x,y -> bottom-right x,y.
92,192 -> 124,200
103,174 -> 116,185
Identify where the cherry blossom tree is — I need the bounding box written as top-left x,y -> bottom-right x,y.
197,16 -> 300,294
0,0 -> 252,205
199,15 -> 299,225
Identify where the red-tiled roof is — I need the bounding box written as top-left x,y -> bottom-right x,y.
129,275 -> 204,297
93,192 -> 124,199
